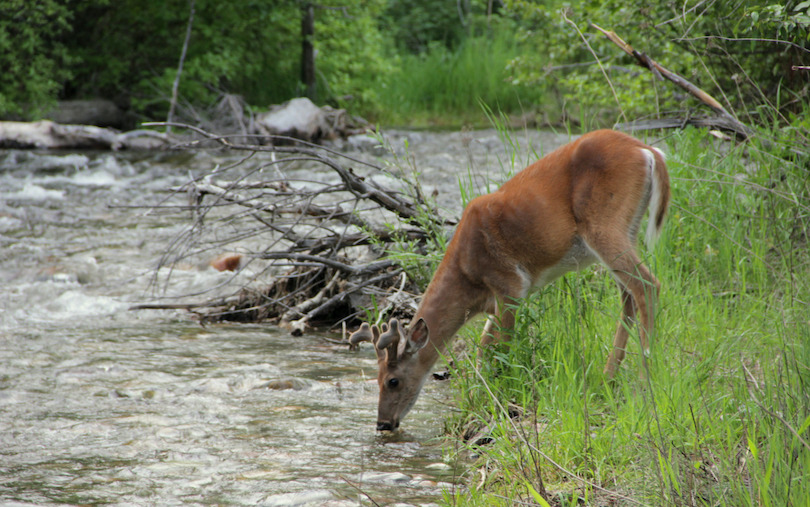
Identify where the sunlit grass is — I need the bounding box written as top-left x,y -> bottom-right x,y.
440,126 -> 810,505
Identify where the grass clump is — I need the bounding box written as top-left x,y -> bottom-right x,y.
374,32 -> 549,127
441,126 -> 810,506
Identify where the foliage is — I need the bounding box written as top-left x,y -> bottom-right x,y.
4,0 -> 806,127
309,0 -> 391,113
440,124 -> 810,505
66,0 -> 305,120
372,29 -> 548,126
380,0 -> 471,54
3,0 -> 391,121
503,0 -> 810,126
0,0 -> 74,117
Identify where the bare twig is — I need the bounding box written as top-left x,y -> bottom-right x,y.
167,0 -> 196,134
134,122 -> 449,329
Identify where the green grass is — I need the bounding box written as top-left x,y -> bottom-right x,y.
374,33 -> 549,127
438,126 -> 810,506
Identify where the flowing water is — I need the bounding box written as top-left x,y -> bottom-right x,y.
0,129 -> 569,506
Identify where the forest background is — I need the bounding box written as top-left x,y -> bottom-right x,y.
1,0 -> 808,131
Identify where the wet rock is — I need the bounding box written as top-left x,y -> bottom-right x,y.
255,97 -> 339,143
210,253 -> 242,272
262,490 -> 334,506
344,133 -> 384,154
262,378 -> 312,391
359,471 -> 412,484
35,255 -> 100,285
425,462 -> 452,471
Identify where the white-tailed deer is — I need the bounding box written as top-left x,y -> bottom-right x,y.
351,130 -> 670,431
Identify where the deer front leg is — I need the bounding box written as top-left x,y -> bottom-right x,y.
480,297 -> 517,348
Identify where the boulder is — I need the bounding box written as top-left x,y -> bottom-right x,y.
255,97 -> 340,143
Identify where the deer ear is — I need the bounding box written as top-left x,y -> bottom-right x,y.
405,318 -> 430,353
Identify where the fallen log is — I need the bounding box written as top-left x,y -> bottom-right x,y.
614,117 -> 740,140
0,120 -> 174,150
592,24 -> 755,140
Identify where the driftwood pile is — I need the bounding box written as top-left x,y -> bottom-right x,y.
134,123 -> 455,335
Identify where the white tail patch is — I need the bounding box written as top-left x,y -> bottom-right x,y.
642,148 -> 665,249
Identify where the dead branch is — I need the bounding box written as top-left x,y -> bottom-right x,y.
134,123 -> 448,334
145,121 -> 453,227
0,120 -> 175,150
592,23 -> 754,140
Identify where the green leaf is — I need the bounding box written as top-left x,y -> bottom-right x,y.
525,481 -> 552,507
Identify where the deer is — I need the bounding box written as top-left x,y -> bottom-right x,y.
350,129 -> 670,431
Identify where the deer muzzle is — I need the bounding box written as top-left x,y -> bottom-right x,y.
376,420 -> 398,432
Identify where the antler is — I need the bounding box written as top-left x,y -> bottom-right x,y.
348,322 -> 379,351
375,318 -> 402,366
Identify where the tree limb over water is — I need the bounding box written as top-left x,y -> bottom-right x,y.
132,123 -> 450,337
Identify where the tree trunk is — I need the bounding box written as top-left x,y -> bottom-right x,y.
301,4 -> 316,101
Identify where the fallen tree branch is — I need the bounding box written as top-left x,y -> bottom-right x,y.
286,268 -> 406,335
254,253 -> 398,277
133,123 -> 448,331
592,23 -> 754,140
145,121 -> 453,226
0,120 -> 175,150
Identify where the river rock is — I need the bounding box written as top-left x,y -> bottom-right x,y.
0,120 -> 171,150
255,97 -> 343,143
262,490 -> 334,506
209,253 -> 242,272
359,471 -> 413,484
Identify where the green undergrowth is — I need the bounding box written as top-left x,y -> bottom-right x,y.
372,32 -> 550,127
438,126 -> 810,506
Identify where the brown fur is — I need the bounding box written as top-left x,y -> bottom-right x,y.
352,130 -> 671,431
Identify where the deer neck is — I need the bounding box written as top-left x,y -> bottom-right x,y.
412,261 -> 483,368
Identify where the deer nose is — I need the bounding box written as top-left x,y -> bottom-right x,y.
376,421 -> 395,431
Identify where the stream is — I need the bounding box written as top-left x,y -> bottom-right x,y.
0,128 -> 569,506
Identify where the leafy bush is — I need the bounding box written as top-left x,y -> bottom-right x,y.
504,0 -> 810,126
0,0 -> 74,117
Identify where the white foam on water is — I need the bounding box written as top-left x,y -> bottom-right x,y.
69,168 -> 119,187
3,182 -> 65,201
42,289 -> 129,320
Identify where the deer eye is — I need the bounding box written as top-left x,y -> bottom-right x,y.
387,378 -> 400,389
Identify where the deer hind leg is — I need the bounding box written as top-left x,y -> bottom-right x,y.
584,235 -> 660,378
605,286 -> 636,378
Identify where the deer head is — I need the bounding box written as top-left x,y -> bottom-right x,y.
349,317 -> 431,431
